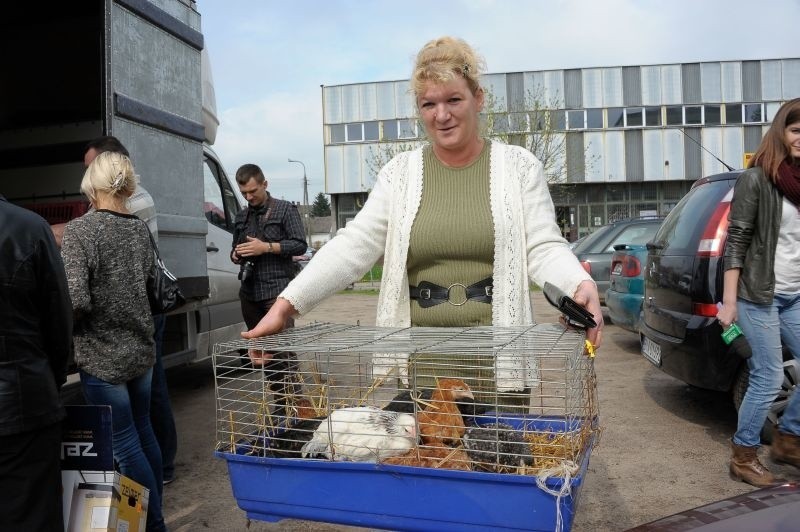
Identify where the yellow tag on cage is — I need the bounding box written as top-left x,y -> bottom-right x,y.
584,340 -> 595,358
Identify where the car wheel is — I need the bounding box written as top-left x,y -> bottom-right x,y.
732,359 -> 800,444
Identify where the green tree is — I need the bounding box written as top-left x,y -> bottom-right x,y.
311,191 -> 331,217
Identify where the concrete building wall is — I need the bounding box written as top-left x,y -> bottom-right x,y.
322,58 -> 800,237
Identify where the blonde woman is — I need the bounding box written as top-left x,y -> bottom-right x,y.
244,37 -> 602,407
61,151 -> 167,531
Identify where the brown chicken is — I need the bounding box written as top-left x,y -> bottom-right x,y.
383,444 -> 472,471
289,398 -> 318,421
418,378 -> 474,447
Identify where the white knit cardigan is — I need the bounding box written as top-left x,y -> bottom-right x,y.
281,141 -> 591,390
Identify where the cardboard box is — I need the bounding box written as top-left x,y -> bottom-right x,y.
61,405 -> 149,531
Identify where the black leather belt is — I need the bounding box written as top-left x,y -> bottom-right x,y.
409,277 -> 493,308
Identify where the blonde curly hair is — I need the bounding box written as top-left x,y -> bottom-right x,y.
411,36 -> 486,98
80,151 -> 138,203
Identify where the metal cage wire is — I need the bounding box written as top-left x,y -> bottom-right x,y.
214,322 -> 598,475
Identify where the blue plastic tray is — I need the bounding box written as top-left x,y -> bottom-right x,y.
217,415 -> 594,531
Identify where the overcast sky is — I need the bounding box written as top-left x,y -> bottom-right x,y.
196,0 -> 800,203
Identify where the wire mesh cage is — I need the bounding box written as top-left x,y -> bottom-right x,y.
214,322 -> 599,477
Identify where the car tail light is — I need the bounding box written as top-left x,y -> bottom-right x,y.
611,255 -> 642,277
580,261 -> 591,274
697,189 -> 733,257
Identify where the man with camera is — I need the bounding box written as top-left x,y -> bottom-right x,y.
231,164 -> 307,375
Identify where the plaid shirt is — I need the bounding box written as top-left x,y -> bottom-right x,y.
232,195 -> 307,302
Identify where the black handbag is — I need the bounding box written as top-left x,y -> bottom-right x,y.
145,225 -> 185,314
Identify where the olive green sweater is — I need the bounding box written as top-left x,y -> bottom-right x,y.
408,143 -> 494,326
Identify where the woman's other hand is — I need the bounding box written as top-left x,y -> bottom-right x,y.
573,280 -> 604,348
716,302 -> 738,329
241,297 -> 297,339
241,298 -> 298,365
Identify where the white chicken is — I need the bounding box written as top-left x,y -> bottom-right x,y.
300,407 -> 417,462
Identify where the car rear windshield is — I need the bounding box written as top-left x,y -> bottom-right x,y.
651,179 -> 734,255
571,224 -> 614,254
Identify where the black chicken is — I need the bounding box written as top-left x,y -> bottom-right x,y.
463,422 -> 534,472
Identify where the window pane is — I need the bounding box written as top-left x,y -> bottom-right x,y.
492,113 -> 510,133
645,106 -> 662,126
705,105 -> 721,125
586,109 -> 603,128
398,119 -> 416,138
551,110 -> 566,130
364,121 -> 379,141
382,121 -> 398,140
726,104 -> 742,124
625,108 -> 643,127
509,112 -> 529,132
607,107 -> 624,128
744,103 -> 763,123
567,110 -> 585,129
685,106 -> 702,125
203,161 -> 227,230
666,106 -> 683,125
346,123 -> 363,142
330,124 -> 345,143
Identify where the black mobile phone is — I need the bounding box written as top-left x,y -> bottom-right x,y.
542,282 -> 597,329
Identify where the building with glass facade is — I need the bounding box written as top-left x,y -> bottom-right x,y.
322,58 -> 800,237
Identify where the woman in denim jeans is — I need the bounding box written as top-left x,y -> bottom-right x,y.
717,98 -> 800,488
62,151 -> 167,531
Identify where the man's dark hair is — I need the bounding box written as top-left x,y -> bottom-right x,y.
235,164 -> 266,185
85,136 -> 130,157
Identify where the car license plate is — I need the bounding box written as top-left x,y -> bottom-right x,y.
641,336 -> 662,366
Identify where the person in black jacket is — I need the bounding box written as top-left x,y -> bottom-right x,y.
0,195 -> 73,531
718,97 -> 800,487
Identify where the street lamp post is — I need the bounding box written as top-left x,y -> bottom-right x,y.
288,158 -> 311,244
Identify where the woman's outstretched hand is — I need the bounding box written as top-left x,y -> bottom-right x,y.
241,298 -> 298,366
573,280 -> 604,349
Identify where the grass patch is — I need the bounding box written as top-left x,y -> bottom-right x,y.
360,264 -> 383,282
